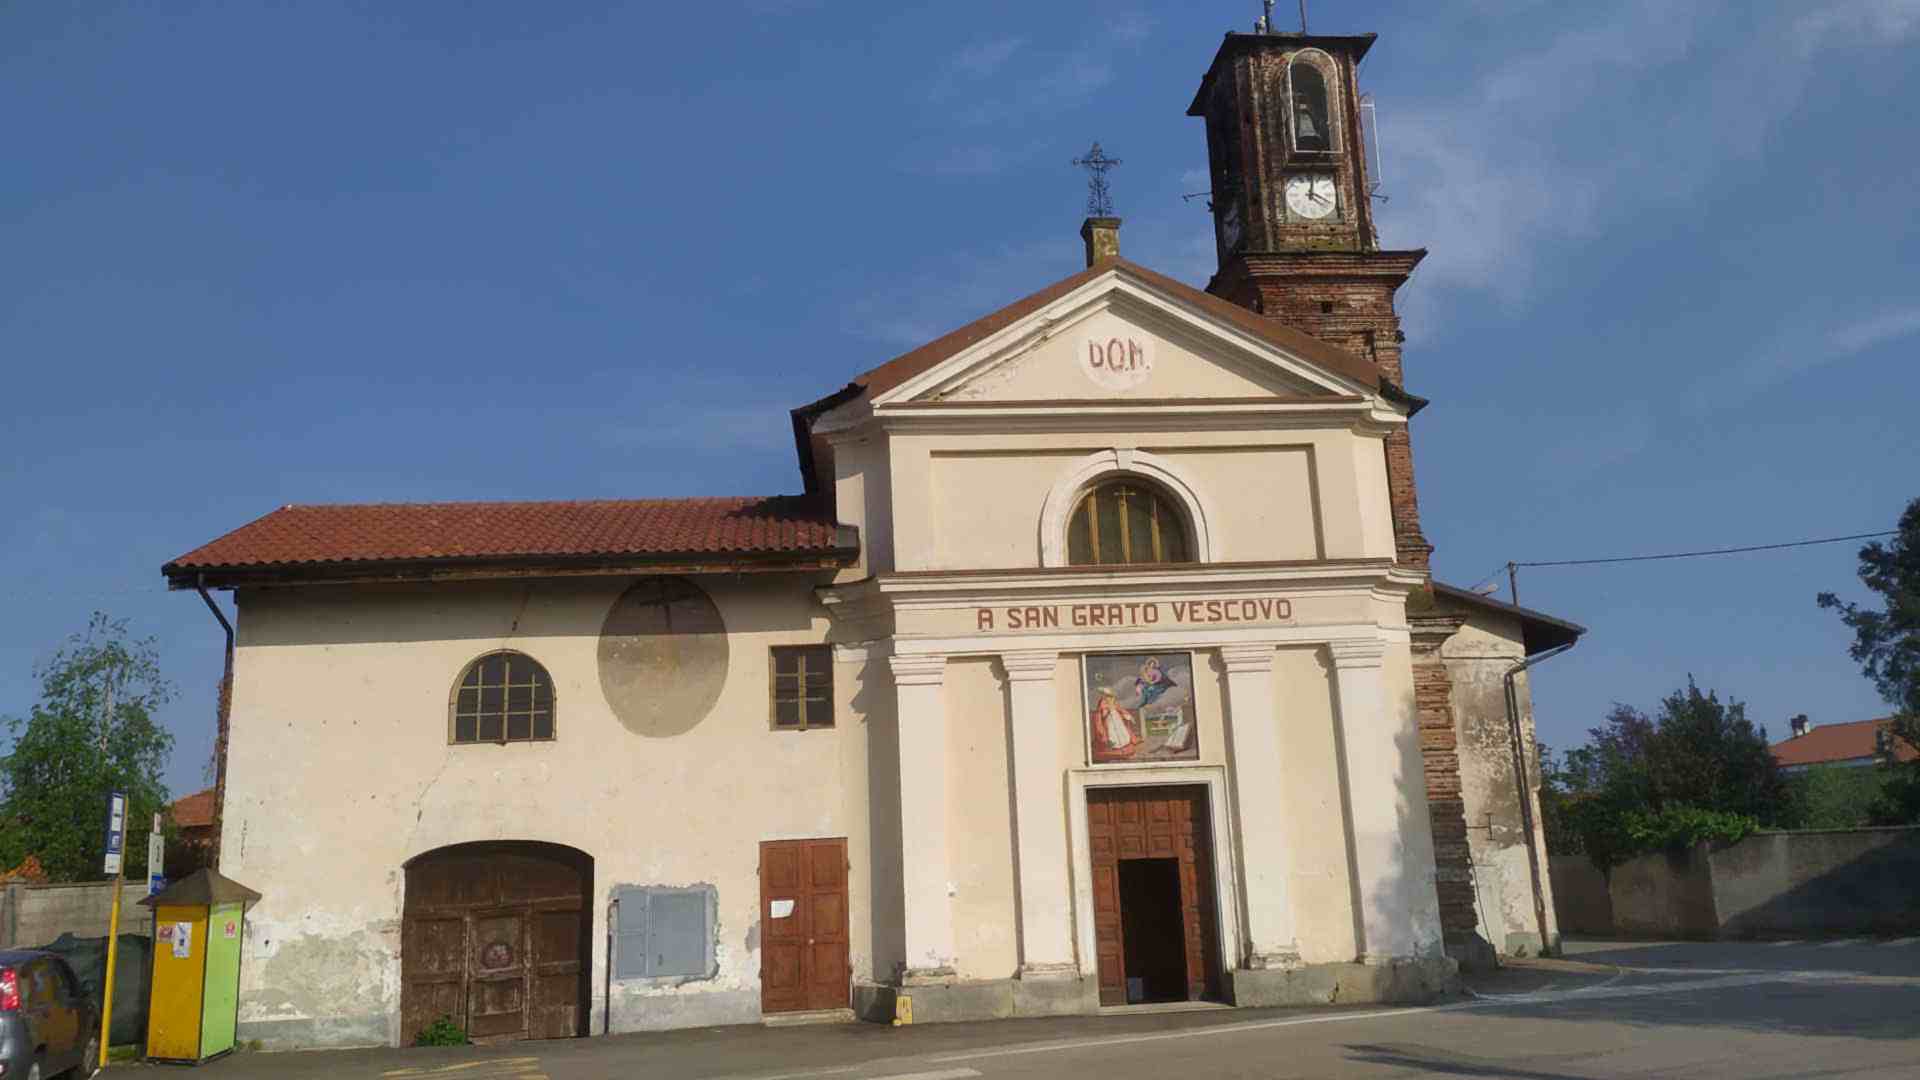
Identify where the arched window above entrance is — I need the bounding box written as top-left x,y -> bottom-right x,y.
1066,480 -> 1194,566
450,650 -> 556,744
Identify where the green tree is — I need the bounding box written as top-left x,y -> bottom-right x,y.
1540,678 -> 1789,869
1818,496 -> 1920,824
0,613 -> 176,881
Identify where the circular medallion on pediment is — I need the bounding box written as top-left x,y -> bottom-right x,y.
598,576 -> 728,737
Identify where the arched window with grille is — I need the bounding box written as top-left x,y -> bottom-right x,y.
1066,480 -> 1194,566
450,650 -> 556,744
1288,58 -> 1333,152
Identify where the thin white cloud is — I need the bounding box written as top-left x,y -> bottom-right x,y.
952,36 -> 1026,80
845,237 -> 1074,348
1832,307 -> 1920,356
1381,0 -> 1918,343
925,9 -> 1153,126
1796,0 -> 1920,46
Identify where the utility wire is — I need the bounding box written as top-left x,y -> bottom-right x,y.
1512,530 -> 1896,569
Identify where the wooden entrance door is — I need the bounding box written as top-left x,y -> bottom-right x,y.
1087,785 -> 1220,1005
759,838 -> 850,1013
402,842 -> 591,1044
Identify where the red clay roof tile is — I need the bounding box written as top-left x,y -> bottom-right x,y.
1771,717 -> 1917,768
171,788 -> 216,829
164,496 -> 850,581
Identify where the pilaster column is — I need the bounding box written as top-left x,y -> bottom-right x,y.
889,652 -> 955,981
1327,637 -> 1425,962
1218,643 -> 1300,969
1000,650 -> 1076,978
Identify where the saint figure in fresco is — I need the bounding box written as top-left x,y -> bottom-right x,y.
1090,689 -> 1142,758
1132,656 -> 1176,709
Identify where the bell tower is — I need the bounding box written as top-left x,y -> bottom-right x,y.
1188,28 -> 1431,569
1193,25 -> 1493,967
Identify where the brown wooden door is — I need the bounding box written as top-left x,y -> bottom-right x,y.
1087,786 -> 1219,1005
759,838 -> 849,1013
402,842 -> 590,1044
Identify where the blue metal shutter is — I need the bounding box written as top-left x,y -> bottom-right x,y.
614,886 -> 651,979
649,890 -> 709,977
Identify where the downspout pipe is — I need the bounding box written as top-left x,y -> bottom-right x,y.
196,575 -> 235,869
1503,642 -> 1575,957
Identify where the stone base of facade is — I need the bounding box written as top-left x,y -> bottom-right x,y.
1501,930 -> 1559,958
853,973 -> 1099,1025
610,987 -> 761,1033
1444,931 -> 1500,973
1223,955 -> 1460,1008
237,1013 -> 393,1052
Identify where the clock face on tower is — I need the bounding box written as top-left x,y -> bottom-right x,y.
1283,173 -> 1338,220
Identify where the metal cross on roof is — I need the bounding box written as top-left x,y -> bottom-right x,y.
1072,142 -> 1123,218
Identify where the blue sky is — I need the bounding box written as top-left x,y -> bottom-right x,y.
3,1 -> 1916,797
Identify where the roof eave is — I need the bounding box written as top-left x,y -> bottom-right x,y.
165,534 -> 861,591
1431,581 -> 1586,656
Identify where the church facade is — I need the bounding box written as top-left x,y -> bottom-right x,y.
164,28 -> 1579,1049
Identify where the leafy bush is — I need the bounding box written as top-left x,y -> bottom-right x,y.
413,1016 -> 468,1047
1621,805 -> 1759,853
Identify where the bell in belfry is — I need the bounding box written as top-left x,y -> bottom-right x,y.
1294,99 -> 1327,150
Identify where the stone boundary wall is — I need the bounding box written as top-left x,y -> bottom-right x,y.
1547,855 -> 1612,936
1546,827 -> 1920,939
1,881 -> 155,949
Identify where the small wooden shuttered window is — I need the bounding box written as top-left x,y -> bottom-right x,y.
1066,481 -> 1193,566
450,650 -> 556,744
770,645 -> 833,730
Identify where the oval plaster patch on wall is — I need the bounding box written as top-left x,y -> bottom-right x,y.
598,577 -> 728,737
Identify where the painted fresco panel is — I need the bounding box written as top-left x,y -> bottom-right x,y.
1083,653 -> 1200,766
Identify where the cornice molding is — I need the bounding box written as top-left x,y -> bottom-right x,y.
1327,637 -> 1388,669
888,653 -> 948,686
998,650 -> 1060,682
1217,642 -> 1277,673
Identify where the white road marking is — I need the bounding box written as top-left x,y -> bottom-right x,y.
871,1070 -> 981,1080
1821,938 -> 1868,948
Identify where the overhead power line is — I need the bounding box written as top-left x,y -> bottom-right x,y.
1488,528 -> 1897,606
1513,530 -> 1897,569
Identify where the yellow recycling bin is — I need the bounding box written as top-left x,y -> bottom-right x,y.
140,869 -> 261,1063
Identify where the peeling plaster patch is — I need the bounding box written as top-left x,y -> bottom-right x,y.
744,920 -> 760,953
240,918 -> 399,1027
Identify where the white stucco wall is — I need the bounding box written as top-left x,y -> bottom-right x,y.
220,573 -> 872,1047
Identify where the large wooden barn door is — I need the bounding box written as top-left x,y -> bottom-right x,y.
1087,785 -> 1220,1005
402,842 -> 591,1044
759,838 -> 850,1013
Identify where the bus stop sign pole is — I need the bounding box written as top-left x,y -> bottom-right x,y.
99,790 -> 127,1071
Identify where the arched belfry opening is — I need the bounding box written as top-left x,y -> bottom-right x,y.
401,841 -> 593,1044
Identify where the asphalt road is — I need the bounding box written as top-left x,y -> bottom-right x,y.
180,937 -> 1920,1079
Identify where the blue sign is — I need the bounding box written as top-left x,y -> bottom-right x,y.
148,874 -> 167,896
102,791 -> 128,875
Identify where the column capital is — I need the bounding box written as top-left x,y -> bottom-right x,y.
889,653 -> 948,687
1327,638 -> 1388,670
999,650 -> 1059,682
1407,612 -> 1467,654
1217,643 -> 1276,674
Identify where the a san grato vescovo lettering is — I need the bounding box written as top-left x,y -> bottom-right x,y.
976,597 -> 1293,631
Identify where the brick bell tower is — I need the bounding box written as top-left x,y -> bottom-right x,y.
1188,27 -> 1430,569
1190,27 -> 1491,964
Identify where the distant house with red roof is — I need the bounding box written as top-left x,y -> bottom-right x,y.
169,787 -> 217,848
1772,716 -> 1917,774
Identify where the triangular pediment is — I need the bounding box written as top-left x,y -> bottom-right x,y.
862,260 -> 1386,409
